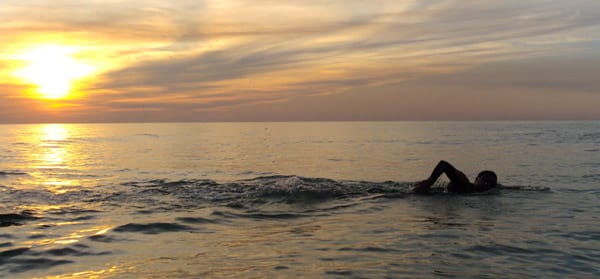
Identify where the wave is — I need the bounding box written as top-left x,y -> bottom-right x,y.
0,171 -> 27,176
121,175 -> 410,205
134,133 -> 160,138
500,185 -> 551,192
0,212 -> 39,227
0,245 -> 110,273
114,222 -> 195,234
0,176 -> 552,217
578,132 -> 600,141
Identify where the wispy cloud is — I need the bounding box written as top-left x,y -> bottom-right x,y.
1,0 -> 599,122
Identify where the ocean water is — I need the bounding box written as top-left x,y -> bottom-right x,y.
0,121 -> 599,278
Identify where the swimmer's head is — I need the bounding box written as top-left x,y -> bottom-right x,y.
475,170 -> 497,188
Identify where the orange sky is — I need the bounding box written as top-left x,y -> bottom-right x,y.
1,0 -> 600,123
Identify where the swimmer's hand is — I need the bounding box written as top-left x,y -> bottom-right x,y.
412,179 -> 432,194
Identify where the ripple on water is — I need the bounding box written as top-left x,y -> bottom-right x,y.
558,231 -> 600,241
0,247 -> 71,273
87,234 -> 127,243
39,247 -> 111,257
232,211 -> 309,220
175,216 -> 220,224
113,222 -> 195,234
466,243 -> 536,255
338,246 -> 402,253
325,270 -> 354,276
0,171 -> 27,176
0,244 -> 112,273
0,247 -> 30,259
0,212 -> 39,227
2,258 -> 73,273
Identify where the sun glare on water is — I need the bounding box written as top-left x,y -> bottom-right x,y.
14,45 -> 94,99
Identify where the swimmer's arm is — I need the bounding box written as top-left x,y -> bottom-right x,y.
412,160 -> 470,193
412,179 -> 434,194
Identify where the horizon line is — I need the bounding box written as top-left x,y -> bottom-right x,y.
1,119 -> 599,125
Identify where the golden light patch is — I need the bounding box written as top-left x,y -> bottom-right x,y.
14,45 -> 94,99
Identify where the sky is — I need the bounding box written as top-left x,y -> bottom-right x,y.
1,0 -> 600,123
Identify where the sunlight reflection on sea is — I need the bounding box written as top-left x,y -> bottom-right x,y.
0,122 -> 599,278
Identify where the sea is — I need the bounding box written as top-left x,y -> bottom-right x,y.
0,121 -> 599,278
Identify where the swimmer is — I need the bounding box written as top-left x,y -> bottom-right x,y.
412,160 -> 497,194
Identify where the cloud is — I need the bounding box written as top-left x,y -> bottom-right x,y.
202,56 -> 600,121
1,0 -> 600,122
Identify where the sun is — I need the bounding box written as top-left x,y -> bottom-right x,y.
14,45 -> 94,99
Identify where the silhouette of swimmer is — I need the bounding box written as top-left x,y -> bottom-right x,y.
413,160 -> 497,194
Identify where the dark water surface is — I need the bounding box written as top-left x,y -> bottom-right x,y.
0,122 -> 599,278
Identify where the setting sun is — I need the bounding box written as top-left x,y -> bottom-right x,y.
14,45 -> 94,99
